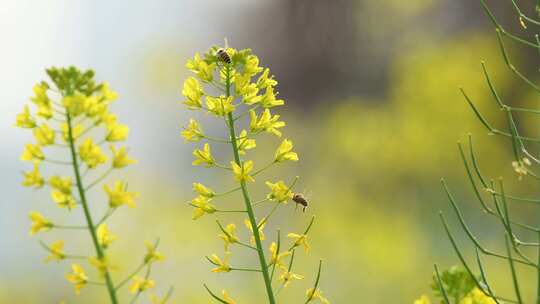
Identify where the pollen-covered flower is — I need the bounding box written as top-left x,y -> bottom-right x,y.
244,218 -> 266,245
33,124 -> 55,146
97,224 -> 117,249
218,223 -> 239,250
104,181 -> 138,208
191,195 -> 217,220
209,253 -> 231,273
182,77 -> 204,109
249,109 -> 285,137
129,276 -> 155,294
65,264 -> 88,295
266,180 -> 293,202
275,139 -> 298,162
181,119 -> 204,142
269,242 -> 291,267
193,182 -> 215,198
288,233 -> 310,253
15,105 -> 36,128
206,95 -> 235,116
106,122 -> 129,142
231,160 -> 254,183
79,138 -> 107,169
279,266 -> 304,288
21,143 -> 45,164
237,130 -> 256,155
49,176 -> 76,209
22,164 -> 44,188
306,288 -> 330,304
110,145 -> 136,169
44,240 -> 66,262
222,290 -> 237,304
144,241 -> 165,264
29,211 -> 53,235
193,143 -> 215,167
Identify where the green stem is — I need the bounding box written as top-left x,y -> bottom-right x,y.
66,111 -> 118,304
224,65 -> 276,304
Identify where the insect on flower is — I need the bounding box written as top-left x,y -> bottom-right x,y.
293,193 -> 309,212
216,48 -> 231,64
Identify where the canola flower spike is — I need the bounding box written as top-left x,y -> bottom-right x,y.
17,67 -> 169,304
181,46 -> 327,304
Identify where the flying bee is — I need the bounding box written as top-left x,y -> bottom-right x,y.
216,48 -> 231,64
292,193 -> 309,212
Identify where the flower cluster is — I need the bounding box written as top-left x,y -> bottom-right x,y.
181,46 -> 329,303
16,67 -> 171,303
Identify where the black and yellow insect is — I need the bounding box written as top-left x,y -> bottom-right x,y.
216,48 -> 231,64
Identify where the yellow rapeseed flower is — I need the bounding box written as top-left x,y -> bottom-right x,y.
460,288 -> 496,304
110,145 -> 136,169
79,138 -> 107,169
106,122 -> 129,142
193,182 -> 215,198
222,290 -> 237,304
97,224 -> 117,249
275,139 -> 298,162
101,82 -> 118,102
15,105 -> 36,128
49,176 -> 76,209
62,94 -> 87,117
192,143 -> 215,167
88,256 -> 115,277
266,180 -> 293,202
129,276 -> 155,294
33,124 -> 55,146
269,242 -> 291,268
29,211 -> 53,235
182,77 -> 204,109
30,83 -> 53,119
414,295 -> 431,304
65,264 -> 88,295
44,240 -> 66,262
186,53 -> 216,82
237,130 -> 256,155
104,181 -> 138,208
218,223 -> 239,250
191,195 -> 217,219
260,86 -> 284,108
231,160 -> 254,183
256,68 -> 277,89
22,164 -> 44,188
206,95 -> 235,116
144,241 -> 165,264
181,119 -> 204,142
21,143 -> 45,164
288,233 -> 310,253
249,108 -> 285,137
209,253 -> 231,273
279,266 -> 304,288
61,123 -> 83,142
244,218 -> 266,245
306,288 -> 330,304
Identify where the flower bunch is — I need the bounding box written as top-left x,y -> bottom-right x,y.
16,67 -> 171,303
181,46 -> 329,303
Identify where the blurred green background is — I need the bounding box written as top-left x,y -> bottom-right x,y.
2,0 -> 540,303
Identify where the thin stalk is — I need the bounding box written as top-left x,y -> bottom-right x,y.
224,64 -> 276,304
66,111 -> 118,304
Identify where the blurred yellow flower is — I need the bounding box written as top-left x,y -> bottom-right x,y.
144,241 -> 165,264
222,290 -> 236,304
100,82 -> 118,102
244,218 -> 266,245
274,139 -> 298,162
97,224 -> 117,249
306,288 -> 330,304
279,266 -> 304,288
460,288 -> 496,304
288,233 -> 310,253
129,276 -> 155,294
15,105 -> 36,128
237,129 -> 256,155
249,108 -> 285,137
209,253 -> 231,273
182,77 -> 203,109
62,94 -> 87,117
29,211 -> 53,235
65,264 -> 88,295
22,164 -> 44,188
191,195 -> 217,220
192,143 -> 215,167
266,180 -> 293,202
106,122 -> 129,142
30,83 -> 53,119
44,240 -> 66,262
33,124 -> 55,146
20,143 -> 44,164
104,181 -> 138,208
414,295 -> 431,304
193,182 -> 215,198
61,123 -> 83,142
110,145 -> 136,169
88,256 -> 115,277
269,242 -> 291,267
181,119 -> 204,142
218,223 -> 239,250
49,176 -> 76,209
79,138 -> 107,169
231,160 -> 254,183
